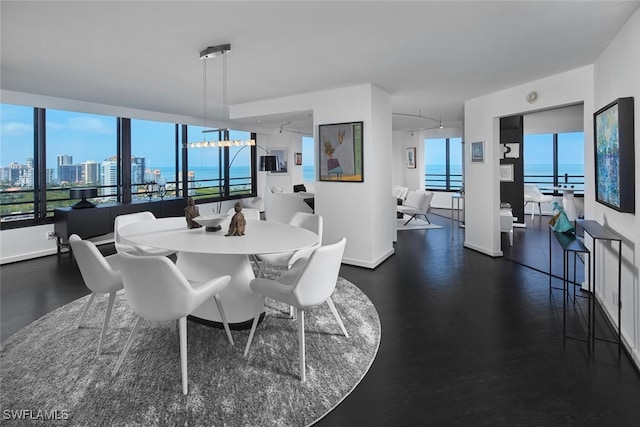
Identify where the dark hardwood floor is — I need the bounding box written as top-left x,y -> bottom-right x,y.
2,210 -> 639,426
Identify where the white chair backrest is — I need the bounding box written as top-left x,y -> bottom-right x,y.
524,184 -> 543,199
404,191 -> 426,210
226,207 -> 260,220
69,234 -> 122,293
117,252 -> 201,321
290,238 -> 346,307
422,191 -> 434,212
114,211 -> 156,245
289,212 -> 323,245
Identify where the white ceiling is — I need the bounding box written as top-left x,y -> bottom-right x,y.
1,1 -> 638,135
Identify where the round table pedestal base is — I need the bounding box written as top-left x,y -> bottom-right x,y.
176,252 -> 264,325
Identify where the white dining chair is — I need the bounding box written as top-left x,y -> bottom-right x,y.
524,184 -> 554,219
69,234 -> 124,356
255,212 -> 322,279
112,252 -> 233,395
244,238 -> 348,382
114,211 -> 176,257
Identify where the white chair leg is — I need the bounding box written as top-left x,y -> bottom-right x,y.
244,297 -> 265,357
77,293 -> 96,328
97,292 -> 117,356
325,297 -> 349,338
257,261 -> 266,278
297,308 -> 306,382
509,230 -> 514,246
526,202 -> 534,220
179,317 -> 188,395
538,202 -> 543,218
112,316 -> 144,377
213,295 -> 234,346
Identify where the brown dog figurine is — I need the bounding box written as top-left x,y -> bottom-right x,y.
226,202 -> 246,236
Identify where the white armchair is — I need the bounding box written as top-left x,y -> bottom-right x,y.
397,190 -> 434,225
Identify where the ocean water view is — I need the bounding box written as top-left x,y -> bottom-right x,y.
149,165 -> 318,185
425,163 -> 585,192
151,163 -> 584,191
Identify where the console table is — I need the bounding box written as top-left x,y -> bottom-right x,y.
549,227 -> 591,344
576,219 -> 623,355
54,198 -> 186,254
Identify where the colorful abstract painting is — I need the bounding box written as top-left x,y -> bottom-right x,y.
595,103 -> 620,208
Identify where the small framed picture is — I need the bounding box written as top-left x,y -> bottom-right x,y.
268,147 -> 289,175
294,152 -> 302,166
471,141 -> 484,163
500,163 -> 514,182
406,147 -> 416,169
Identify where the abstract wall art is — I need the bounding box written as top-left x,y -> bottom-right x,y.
593,97 -> 635,213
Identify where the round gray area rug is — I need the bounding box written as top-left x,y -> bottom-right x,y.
1,271 -> 380,426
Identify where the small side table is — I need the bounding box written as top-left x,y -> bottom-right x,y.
576,219 -> 623,355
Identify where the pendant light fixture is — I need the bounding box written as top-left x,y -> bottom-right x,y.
192,44 -> 255,148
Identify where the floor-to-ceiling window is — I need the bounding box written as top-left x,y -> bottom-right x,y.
523,132 -> 584,194
0,104 -> 36,221
186,125 -> 222,200
302,136 -> 315,182
424,137 -> 462,191
227,130 -> 254,198
45,109 -> 118,212
131,119 -> 179,200
0,102 -> 260,227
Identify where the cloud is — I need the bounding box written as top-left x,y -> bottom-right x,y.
1,122 -> 33,136
67,116 -> 113,134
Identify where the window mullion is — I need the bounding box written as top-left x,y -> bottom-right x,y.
35,108 -> 46,220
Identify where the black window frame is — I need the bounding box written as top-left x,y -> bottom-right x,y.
0,105 -> 259,230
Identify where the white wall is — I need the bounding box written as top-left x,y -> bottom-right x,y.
1,224 -> 58,264
235,84 -> 395,268
589,7 -> 640,369
464,65 -> 595,257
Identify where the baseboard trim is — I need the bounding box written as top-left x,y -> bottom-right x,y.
343,247 -> 395,269
1,248 -> 57,265
463,242 -> 503,257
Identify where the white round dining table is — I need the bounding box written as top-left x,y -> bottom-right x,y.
117,216 -> 319,326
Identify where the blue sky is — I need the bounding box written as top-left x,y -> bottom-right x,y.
2,104 -> 583,169
425,133 -> 584,166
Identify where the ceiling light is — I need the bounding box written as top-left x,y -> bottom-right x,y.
195,43 -> 254,147
199,44 -> 231,60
